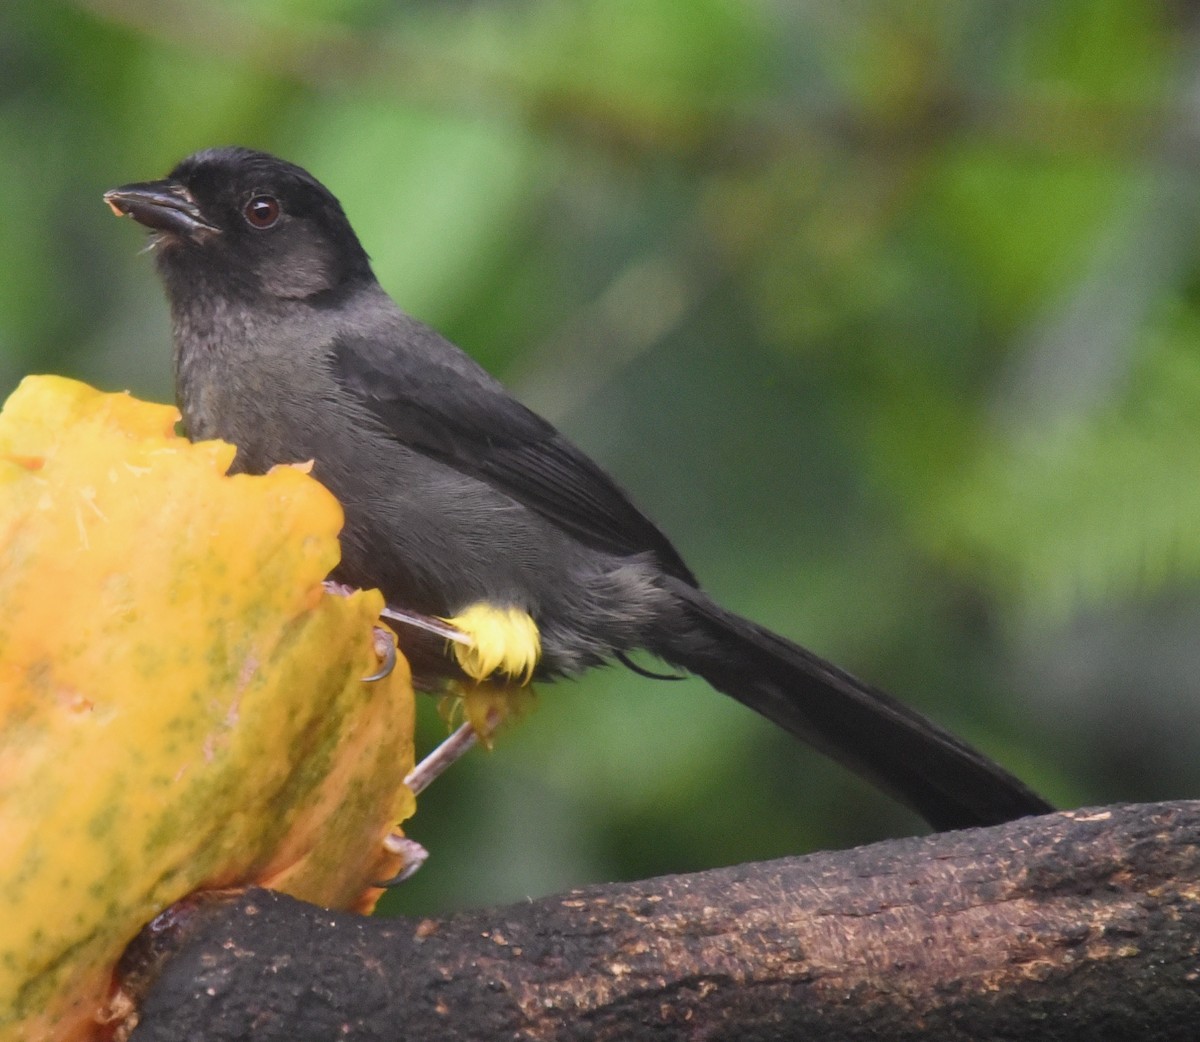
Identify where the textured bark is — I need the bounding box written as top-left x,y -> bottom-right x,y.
120,801 -> 1200,1041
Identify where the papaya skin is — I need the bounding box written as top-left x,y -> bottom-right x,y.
0,377 -> 415,1042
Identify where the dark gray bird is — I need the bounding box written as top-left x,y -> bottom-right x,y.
105,147 -> 1052,830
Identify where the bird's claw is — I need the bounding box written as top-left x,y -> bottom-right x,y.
362,626 -> 397,682
374,835 -> 429,888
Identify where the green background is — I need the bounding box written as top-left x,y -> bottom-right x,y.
3,0 -> 1197,916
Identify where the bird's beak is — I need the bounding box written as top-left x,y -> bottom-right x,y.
103,180 -> 219,240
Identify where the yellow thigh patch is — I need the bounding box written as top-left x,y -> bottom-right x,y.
441,602 -> 541,685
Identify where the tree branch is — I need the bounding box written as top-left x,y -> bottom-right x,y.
120,800 -> 1200,1041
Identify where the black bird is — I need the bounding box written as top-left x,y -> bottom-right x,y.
105,147 -> 1052,830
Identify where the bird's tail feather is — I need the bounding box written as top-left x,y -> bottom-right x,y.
652,581 -> 1052,831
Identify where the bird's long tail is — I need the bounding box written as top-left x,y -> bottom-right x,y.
650,580 -> 1053,831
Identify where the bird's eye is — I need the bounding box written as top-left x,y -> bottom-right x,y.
243,195 -> 281,229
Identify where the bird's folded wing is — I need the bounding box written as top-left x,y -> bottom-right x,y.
327,330 -> 696,585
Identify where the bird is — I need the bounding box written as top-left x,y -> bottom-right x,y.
104,146 -> 1053,831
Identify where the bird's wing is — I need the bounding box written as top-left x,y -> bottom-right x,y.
328,330 -> 697,585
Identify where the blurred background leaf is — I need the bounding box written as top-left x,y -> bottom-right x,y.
4,0 -> 1200,915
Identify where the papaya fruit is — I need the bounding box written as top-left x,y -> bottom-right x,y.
0,376 -> 415,1041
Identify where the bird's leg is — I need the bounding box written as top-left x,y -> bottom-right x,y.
405,675 -> 537,797
403,719 -> 482,796
323,581 -> 482,681
323,580 -> 476,645
375,683 -> 521,889
381,603 -> 475,645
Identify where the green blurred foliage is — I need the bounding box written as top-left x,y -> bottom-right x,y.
4,0 -> 1200,915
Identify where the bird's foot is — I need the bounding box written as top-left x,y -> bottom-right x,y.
374,834 -> 430,888
319,582 -> 403,682
374,690 -> 521,890
323,581 -> 476,645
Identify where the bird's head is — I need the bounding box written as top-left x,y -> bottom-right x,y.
105,147 -> 373,303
